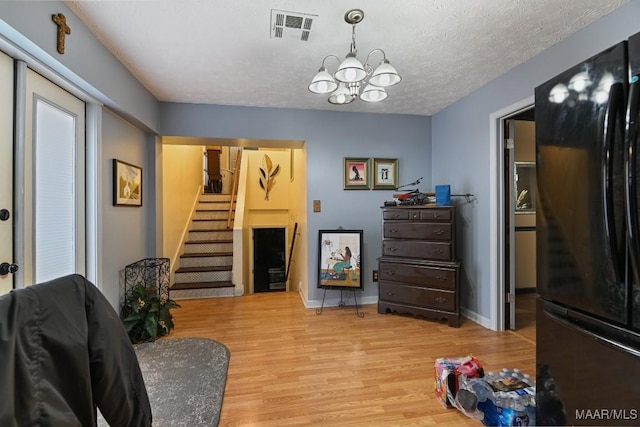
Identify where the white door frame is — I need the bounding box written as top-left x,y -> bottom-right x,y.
0,50 -> 14,294
489,95 -> 534,331
0,34 -> 102,290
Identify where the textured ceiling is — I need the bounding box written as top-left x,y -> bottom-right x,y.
65,0 -> 628,116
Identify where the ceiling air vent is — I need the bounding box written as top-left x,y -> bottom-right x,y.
270,9 -> 316,41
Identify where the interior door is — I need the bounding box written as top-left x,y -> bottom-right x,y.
0,51 -> 14,294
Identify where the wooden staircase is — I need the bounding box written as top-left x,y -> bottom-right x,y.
171,193 -> 236,299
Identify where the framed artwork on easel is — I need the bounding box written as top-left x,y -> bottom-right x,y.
317,229 -> 363,289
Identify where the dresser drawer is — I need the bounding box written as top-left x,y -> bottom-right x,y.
379,282 -> 456,312
384,222 -> 452,241
378,261 -> 456,290
382,240 -> 452,261
383,208 -> 452,222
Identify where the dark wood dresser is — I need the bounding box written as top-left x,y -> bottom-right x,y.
378,205 -> 460,327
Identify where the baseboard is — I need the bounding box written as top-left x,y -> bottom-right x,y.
460,307 -> 493,330
298,288 -> 377,309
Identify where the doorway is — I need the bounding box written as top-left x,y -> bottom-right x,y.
253,228 -> 286,293
205,148 -> 222,193
503,107 -> 537,336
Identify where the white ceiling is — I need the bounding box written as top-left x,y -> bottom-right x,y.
65,0 -> 628,116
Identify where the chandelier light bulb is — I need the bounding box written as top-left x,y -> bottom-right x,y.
369,59 -> 401,87
328,84 -> 355,105
308,67 -> 338,94
335,54 -> 367,83
360,84 -> 387,103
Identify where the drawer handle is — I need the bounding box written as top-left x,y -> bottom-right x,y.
432,213 -> 440,218
411,213 -> 419,219
392,214 -> 401,219
389,228 -> 398,233
432,249 -> 444,255
435,297 -> 446,303
434,229 -> 444,235
386,291 -> 395,296
437,275 -> 447,282
385,270 -> 396,276
388,247 -> 398,252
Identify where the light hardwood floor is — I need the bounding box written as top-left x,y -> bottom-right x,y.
169,292 -> 536,426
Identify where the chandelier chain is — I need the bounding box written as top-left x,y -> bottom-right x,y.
351,24 -> 358,55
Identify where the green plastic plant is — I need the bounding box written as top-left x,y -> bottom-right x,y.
121,282 -> 180,343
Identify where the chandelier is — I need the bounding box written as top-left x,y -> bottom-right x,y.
308,9 -> 401,105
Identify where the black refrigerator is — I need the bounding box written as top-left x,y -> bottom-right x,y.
535,32 -> 640,426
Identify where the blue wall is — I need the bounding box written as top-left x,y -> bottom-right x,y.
100,109 -> 150,307
432,1 -> 640,322
159,103 -> 432,302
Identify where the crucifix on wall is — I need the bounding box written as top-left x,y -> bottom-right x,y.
52,13 -> 71,54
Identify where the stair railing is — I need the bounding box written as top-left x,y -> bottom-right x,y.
227,152 -> 241,229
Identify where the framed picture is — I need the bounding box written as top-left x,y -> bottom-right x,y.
113,159 -> 142,206
317,229 -> 363,289
373,158 -> 399,190
343,157 -> 370,190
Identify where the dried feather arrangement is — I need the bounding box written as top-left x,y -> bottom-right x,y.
259,154 -> 280,200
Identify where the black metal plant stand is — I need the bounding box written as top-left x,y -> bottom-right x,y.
316,287 -> 364,317
124,258 -> 171,302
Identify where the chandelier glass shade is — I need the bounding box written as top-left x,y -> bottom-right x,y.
308,9 -> 401,105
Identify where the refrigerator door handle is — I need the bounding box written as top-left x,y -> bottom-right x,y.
544,306 -> 640,359
602,82 -> 625,283
626,79 -> 640,285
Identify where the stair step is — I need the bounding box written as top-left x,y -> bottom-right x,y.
193,211 -> 233,220
191,219 -> 229,230
183,241 -> 233,254
170,286 -> 235,300
179,253 -> 232,268
171,281 -> 234,290
174,269 -> 232,283
181,252 -> 233,258
199,194 -> 234,201
185,239 -> 233,245
198,200 -> 235,204
176,265 -> 232,273
196,205 -> 234,211
188,230 -> 233,241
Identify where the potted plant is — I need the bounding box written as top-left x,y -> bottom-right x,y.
121,282 -> 180,343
